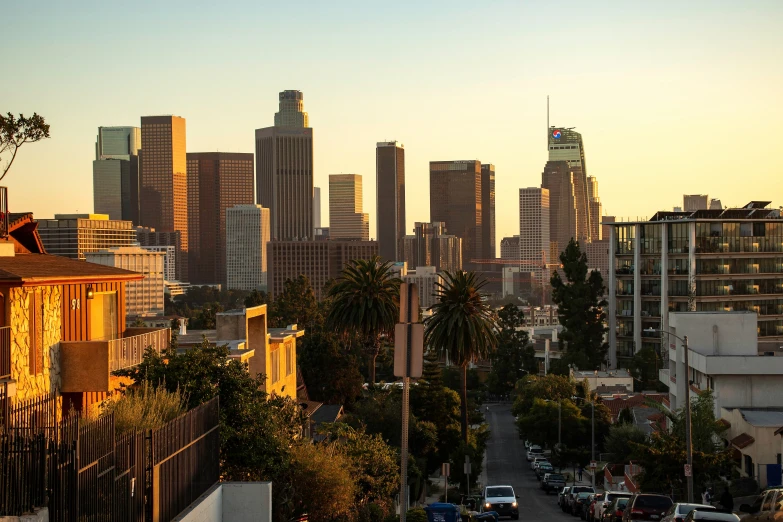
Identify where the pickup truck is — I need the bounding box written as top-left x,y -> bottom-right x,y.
542,472 -> 566,494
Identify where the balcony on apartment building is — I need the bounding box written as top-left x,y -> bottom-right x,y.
61,327 -> 170,393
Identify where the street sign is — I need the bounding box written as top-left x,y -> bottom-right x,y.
399,283 -> 420,324
464,463 -> 472,475
394,323 -> 424,378
442,463 -> 450,477
590,460 -> 597,470
684,464 -> 692,477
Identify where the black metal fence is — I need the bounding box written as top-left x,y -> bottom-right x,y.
0,395 -> 219,522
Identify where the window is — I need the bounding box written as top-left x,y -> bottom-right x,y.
28,290 -> 43,375
745,454 -> 754,478
271,349 -> 280,384
285,342 -> 294,376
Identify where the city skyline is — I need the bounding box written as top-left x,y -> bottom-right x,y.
5,2 -> 782,256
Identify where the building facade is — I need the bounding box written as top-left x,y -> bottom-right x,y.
186,152 -> 254,285
683,194 -> 709,211
268,240 -> 378,299
519,188 -> 550,283
86,246 -> 165,318
402,221 -> 462,273
139,115 -> 188,281
500,236 -> 520,261
430,160 -> 483,268
608,202 -> 783,368
541,161 -> 576,261
141,245 -> 176,282
226,205 -> 271,291
328,174 -> 369,241
585,240 -> 610,275
481,164 -> 496,259
313,187 -> 322,229
256,91 -> 313,241
135,227 -> 185,281
376,141 -> 406,261
37,214 -> 136,260
93,126 -> 141,223
402,266 -> 442,310
548,127 -> 590,243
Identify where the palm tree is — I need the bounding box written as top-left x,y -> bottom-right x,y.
424,271 -> 498,443
326,255 -> 400,385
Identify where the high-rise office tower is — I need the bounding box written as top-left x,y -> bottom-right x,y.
256,90 -> 313,241
135,227 -> 183,280
186,152 -> 254,285
402,221 -> 462,273
329,174 -> 369,241
519,188 -> 550,283
139,115 -> 188,281
481,164 -> 496,259
683,194 -> 709,211
429,160 -> 483,268
709,198 -> 723,210
548,127 -> 590,242
376,141 -> 405,261
541,160 -> 576,261
601,215 -> 616,242
226,205 -> 271,291
313,187 -> 322,229
37,214 -> 136,259
500,236 -> 520,261
93,126 -> 141,223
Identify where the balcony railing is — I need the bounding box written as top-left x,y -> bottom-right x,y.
61,327 -> 170,393
109,327 -> 170,372
0,326 -> 10,379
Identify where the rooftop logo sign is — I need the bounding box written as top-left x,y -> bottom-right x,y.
552,129 -> 562,139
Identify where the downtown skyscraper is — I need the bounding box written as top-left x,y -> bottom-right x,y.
256,90 -> 314,240
93,126 -> 141,223
376,141 -> 406,261
139,115 -> 188,281
481,164 -> 496,259
329,174 -> 369,241
429,160 -> 484,268
187,152 -> 254,285
548,127 -> 591,243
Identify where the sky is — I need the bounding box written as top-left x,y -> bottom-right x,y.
4,1 -> 783,256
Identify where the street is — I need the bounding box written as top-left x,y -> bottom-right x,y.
484,403 -> 578,521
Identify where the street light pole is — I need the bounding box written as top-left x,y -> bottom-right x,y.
646,328 -> 694,503
572,396 -> 595,487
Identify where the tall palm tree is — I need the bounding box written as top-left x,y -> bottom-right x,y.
326,255 -> 400,385
424,271 -> 498,443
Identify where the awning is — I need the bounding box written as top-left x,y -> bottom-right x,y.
731,433 -> 755,449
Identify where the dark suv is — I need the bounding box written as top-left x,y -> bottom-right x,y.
622,494 -> 673,521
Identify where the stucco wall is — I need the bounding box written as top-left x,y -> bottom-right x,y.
669,312 -> 757,356
171,482 -> 272,522
10,286 -> 61,400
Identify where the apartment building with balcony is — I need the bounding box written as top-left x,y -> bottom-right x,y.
607,202 -> 783,368
0,206 -> 169,415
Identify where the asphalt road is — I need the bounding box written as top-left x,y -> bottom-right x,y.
484,403 -> 576,522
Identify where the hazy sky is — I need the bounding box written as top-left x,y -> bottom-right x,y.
5,1 -> 782,256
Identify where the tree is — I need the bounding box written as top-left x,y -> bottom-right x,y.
632,390 -> 731,494
298,331 -> 364,407
628,347 -> 668,392
244,289 -> 268,308
604,423 -> 647,463
617,407 -> 635,425
425,271 -> 498,443
550,239 -> 608,370
271,275 -> 324,329
0,112 -> 50,181
511,374 -> 576,417
487,304 -> 534,396
326,256 -> 400,385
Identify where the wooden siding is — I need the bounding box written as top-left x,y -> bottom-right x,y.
60,281 -> 127,342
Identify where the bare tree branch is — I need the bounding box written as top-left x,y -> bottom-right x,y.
0,112 -> 51,182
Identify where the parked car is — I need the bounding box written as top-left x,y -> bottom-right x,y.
660,503 -> 715,522
560,487 -> 573,511
568,486 -> 596,514
531,456 -> 549,471
683,511 -> 739,521
597,492 -> 633,521
481,485 -> 519,520
588,493 -> 605,522
621,494 -> 673,521
739,487 -> 783,521
604,497 -> 631,522
527,445 -> 544,461
542,473 -> 566,494
536,462 -> 554,479
572,492 -> 593,518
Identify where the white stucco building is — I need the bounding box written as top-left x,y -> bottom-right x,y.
86,246 -> 165,317
226,205 -> 270,291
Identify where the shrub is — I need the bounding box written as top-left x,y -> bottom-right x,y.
101,382 -> 186,434
406,508 -> 427,522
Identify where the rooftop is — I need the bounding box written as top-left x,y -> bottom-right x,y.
736,409 -> 783,427
0,253 -> 143,284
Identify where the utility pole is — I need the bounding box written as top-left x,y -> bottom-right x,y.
683,335 -> 694,503
395,284 -> 424,522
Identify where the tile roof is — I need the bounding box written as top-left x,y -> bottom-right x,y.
604,393 -> 668,419
0,254 -> 142,284
730,433 -> 755,449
